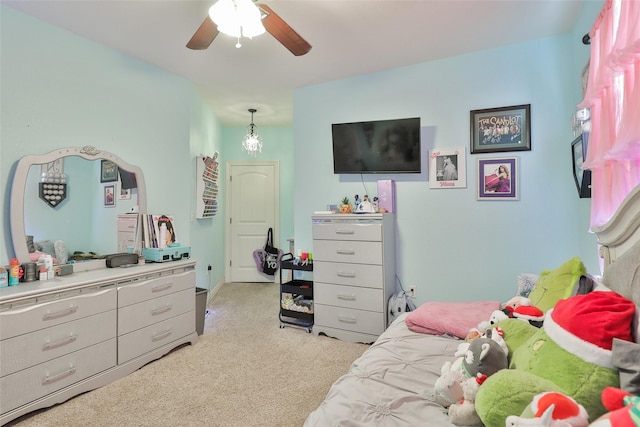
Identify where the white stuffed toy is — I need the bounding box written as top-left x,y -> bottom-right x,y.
449,376 -> 484,426
433,359 -> 466,407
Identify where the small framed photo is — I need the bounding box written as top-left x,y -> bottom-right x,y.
100,160 -> 118,183
470,104 -> 531,154
477,157 -> 519,200
104,184 -> 116,207
429,147 -> 466,189
119,187 -> 132,200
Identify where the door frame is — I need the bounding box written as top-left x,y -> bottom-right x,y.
224,160 -> 280,283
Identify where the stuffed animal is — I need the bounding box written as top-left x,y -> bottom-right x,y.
433,359 -> 466,407
449,376 -> 484,426
506,392 -> 589,427
589,387 -> 640,426
475,291 -> 637,427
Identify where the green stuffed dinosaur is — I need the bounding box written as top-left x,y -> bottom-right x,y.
475,290 -> 636,427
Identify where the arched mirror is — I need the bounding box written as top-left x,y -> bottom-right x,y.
10,146 -> 147,264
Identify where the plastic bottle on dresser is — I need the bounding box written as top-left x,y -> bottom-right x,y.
8,258 -> 21,286
159,223 -> 167,249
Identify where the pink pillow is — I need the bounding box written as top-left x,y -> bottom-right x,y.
405,300 -> 501,338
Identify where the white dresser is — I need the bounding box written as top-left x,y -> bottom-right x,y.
311,214 -> 395,343
0,260 -> 197,425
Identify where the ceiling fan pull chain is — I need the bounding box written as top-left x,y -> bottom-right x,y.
236,37 -> 242,48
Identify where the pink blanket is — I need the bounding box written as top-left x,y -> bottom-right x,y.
405,300 -> 502,339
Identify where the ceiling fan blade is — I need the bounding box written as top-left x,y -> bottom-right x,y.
257,4 -> 312,56
186,16 -> 219,50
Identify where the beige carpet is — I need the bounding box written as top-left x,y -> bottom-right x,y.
9,282 -> 369,427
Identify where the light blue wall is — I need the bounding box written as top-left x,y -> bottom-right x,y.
0,5 -> 225,290
293,4 -> 603,304
1,2 -> 604,305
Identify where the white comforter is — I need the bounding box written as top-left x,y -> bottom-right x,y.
305,314 -> 462,426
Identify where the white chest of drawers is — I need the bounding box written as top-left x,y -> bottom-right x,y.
311,214 -> 395,343
0,260 -> 197,425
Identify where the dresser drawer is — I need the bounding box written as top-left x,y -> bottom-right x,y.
118,270 -> 195,307
0,287 -> 116,340
313,240 -> 382,265
312,222 -> 382,242
314,283 -> 383,312
118,288 -> 194,335
0,309 -> 116,377
118,311 -> 194,364
314,304 -> 385,337
118,216 -> 138,232
313,261 -> 383,289
0,339 -> 116,414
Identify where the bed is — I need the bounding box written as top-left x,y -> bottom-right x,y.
304,185 -> 640,427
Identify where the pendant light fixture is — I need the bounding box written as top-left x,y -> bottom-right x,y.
242,108 -> 263,156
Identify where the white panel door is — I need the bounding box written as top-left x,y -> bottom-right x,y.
226,161 -> 279,282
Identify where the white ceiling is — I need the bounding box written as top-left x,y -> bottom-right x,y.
3,0 -> 585,126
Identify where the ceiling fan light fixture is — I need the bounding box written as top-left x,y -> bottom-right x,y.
209,0 -> 264,41
242,108 -> 263,156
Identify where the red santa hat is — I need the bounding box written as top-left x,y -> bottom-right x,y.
543,291 -> 636,369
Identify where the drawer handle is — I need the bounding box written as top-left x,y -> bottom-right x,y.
336,272 -> 356,278
42,365 -> 77,385
337,294 -> 356,301
335,230 -> 355,235
336,249 -> 355,255
42,334 -> 78,351
151,304 -> 173,316
152,283 -> 173,293
152,329 -> 173,342
337,315 -> 357,324
42,305 -> 78,321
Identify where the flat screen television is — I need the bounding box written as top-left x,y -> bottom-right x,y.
332,117 -> 421,174
571,132 -> 591,198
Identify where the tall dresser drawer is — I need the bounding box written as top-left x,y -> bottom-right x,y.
118,311 -> 194,364
314,283 -> 383,312
0,287 -> 116,340
0,310 -> 116,377
118,288 -> 194,335
313,261 -> 383,288
118,270 -> 195,307
0,339 -> 116,414
313,305 -> 385,337
313,240 -> 382,265
312,222 -> 382,241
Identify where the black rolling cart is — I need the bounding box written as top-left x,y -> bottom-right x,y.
279,253 -> 313,332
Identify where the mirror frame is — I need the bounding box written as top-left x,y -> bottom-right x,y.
10,146 -> 147,262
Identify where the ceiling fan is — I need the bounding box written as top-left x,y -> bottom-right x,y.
186,1 -> 312,56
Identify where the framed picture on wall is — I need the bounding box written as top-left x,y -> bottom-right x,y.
470,104 -> 531,154
571,133 -> 591,198
101,160 -> 118,183
429,147 -> 466,189
477,157 -> 519,200
104,185 -> 116,207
